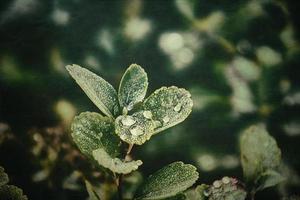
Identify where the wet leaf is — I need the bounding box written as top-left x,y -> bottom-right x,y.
0,185 -> 28,200
119,64 -> 148,111
66,64 -> 119,117
85,180 -> 101,200
256,169 -> 285,191
92,148 -> 142,174
135,161 -> 199,199
71,112 -> 121,159
143,86 -> 193,134
0,166 -> 9,187
115,111 -> 155,145
240,125 -> 281,182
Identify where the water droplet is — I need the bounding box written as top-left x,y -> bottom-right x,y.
143,110 -> 152,119
163,116 -> 170,123
130,126 -> 144,136
222,176 -> 230,184
121,116 -> 136,126
127,102 -> 134,111
213,180 -> 222,188
174,103 -> 182,112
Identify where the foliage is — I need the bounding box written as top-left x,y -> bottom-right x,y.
0,0 -> 299,199
66,64 -> 285,199
0,166 -> 28,200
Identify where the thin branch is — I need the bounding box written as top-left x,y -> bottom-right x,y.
117,143 -> 134,200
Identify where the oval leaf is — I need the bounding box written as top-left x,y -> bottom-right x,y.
135,161 -> 199,199
256,169 -> 285,191
240,125 -> 281,182
71,112 -> 121,159
92,148 -> 142,174
115,111 -> 155,145
66,64 -> 120,117
118,64 -> 148,111
143,86 -> 193,134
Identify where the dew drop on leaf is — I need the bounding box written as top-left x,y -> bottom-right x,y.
130,126 -> 144,136
163,116 -> 170,123
121,116 -> 136,126
143,110 -> 152,119
174,103 -> 182,112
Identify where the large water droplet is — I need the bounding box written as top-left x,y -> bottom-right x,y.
163,116 -> 170,123
174,103 -> 182,112
121,116 -> 136,126
130,126 -> 144,136
143,110 -> 152,119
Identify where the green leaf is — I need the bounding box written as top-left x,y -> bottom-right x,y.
240,125 -> 281,182
66,64 -> 119,117
118,64 -> 148,111
92,148 -> 142,174
0,166 -> 9,187
85,180 -> 101,200
0,185 -> 28,200
184,184 -> 209,200
135,161 -> 199,199
115,111 -> 155,145
71,112 -> 121,159
143,86 -> 193,135
256,169 -> 285,191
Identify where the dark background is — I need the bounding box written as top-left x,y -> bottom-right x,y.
0,0 -> 300,199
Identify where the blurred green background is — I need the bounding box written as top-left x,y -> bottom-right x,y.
0,0 -> 300,199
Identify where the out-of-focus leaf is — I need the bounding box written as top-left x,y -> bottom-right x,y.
143,86 -> 193,135
0,185 -> 28,200
135,161 -> 199,199
66,64 -> 120,117
71,112 -> 121,159
0,166 -> 9,187
175,0 -> 195,20
184,184 -> 209,200
240,125 -> 281,182
85,180 -> 101,200
256,169 -> 285,191
115,111 -> 155,145
123,171 -> 144,200
118,64 -> 148,111
92,148 -> 142,174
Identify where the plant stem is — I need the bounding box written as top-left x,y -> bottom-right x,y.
250,189 -> 256,200
117,143 -> 134,200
